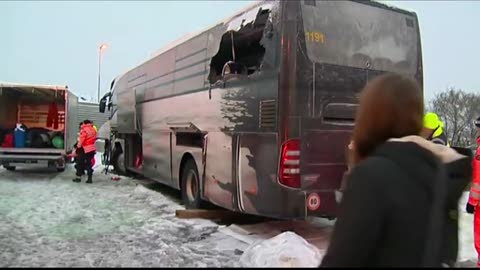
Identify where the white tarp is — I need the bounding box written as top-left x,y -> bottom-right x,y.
239,231 -> 324,267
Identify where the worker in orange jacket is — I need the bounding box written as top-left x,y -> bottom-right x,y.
466,117 -> 480,267
72,120 -> 97,184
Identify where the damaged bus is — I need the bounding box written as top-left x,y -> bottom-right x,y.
99,0 -> 423,219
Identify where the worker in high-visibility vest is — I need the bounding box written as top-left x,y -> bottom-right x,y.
466,117 -> 480,267
421,112 -> 449,146
72,120 -> 97,184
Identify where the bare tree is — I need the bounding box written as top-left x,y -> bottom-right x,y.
428,88 -> 480,148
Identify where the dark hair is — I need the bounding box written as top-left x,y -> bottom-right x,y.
352,73 -> 424,164
83,120 -> 92,125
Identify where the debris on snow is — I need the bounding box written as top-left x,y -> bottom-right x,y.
239,231 -> 325,267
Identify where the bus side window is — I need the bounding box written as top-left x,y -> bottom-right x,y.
208,8 -> 271,85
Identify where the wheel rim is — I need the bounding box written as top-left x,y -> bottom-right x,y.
186,169 -> 198,202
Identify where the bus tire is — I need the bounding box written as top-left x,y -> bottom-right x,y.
112,151 -> 126,175
181,159 -> 202,209
5,166 -> 15,171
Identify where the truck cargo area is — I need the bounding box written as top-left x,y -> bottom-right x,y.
0,83 -> 71,170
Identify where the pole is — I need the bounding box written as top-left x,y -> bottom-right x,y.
97,48 -> 102,102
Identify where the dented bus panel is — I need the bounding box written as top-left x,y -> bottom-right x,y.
99,0 -> 423,219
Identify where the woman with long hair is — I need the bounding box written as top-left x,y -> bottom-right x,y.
320,73 -> 471,267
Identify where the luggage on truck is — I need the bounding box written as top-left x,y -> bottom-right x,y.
27,128 -> 52,148
1,133 -> 14,147
14,124 -> 27,148
51,135 -> 64,149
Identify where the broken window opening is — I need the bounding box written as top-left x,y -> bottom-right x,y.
208,8 -> 271,85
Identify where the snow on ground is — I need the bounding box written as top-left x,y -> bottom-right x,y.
0,163 -> 246,267
458,192 -> 477,267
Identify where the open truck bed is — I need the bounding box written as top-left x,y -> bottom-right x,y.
0,82 -> 78,171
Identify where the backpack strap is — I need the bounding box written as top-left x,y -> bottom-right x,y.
427,125 -> 440,141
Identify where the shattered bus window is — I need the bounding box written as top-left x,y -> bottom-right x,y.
208,6 -> 272,84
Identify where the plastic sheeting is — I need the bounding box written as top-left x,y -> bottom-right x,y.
239,231 -> 324,267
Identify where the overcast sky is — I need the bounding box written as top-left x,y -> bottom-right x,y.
1,1 -> 479,103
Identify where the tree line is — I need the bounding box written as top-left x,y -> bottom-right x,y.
428,87 -> 480,148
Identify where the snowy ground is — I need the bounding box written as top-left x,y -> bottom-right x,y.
0,154 -> 478,267
458,192 -> 478,267
0,157 -> 248,267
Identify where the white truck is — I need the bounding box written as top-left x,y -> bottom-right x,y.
0,82 -> 78,171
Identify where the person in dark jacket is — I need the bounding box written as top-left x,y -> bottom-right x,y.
320,74 -> 471,268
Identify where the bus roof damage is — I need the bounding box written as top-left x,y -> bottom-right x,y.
208,2 -> 275,85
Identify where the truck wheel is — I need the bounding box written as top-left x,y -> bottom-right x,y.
112,152 -> 126,175
181,159 -> 203,209
4,166 -> 15,171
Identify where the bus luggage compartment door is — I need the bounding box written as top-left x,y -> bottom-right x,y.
203,132 -> 234,210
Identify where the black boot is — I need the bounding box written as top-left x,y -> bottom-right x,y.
86,175 -> 92,184
72,177 -> 81,183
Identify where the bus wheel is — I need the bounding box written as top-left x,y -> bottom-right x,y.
112,152 -> 126,175
181,159 -> 202,209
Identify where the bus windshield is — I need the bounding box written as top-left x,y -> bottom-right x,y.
301,1 -> 419,75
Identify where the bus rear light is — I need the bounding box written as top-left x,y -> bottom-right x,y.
279,139 -> 301,189
286,150 -> 300,157
283,168 -> 300,174
283,159 -> 300,166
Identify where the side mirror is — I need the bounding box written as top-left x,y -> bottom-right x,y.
99,92 -> 111,113
99,98 -> 107,113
